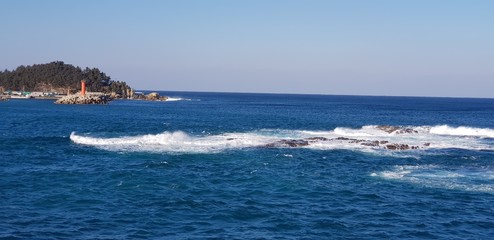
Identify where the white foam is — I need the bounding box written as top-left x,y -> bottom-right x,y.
70,125 -> 494,154
333,127 -> 374,137
165,97 -> 192,102
371,165 -> 494,193
430,125 -> 494,138
70,131 -> 277,153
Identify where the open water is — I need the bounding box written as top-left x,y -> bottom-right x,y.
1,92 -> 494,239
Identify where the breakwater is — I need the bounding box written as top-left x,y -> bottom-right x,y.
55,94 -> 112,104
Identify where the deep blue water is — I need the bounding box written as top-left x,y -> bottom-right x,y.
1,92 -> 494,239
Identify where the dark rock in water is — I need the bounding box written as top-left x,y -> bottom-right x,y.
227,138 -> 235,141
377,125 -> 401,133
376,125 -> 418,134
262,135 -> 427,151
306,137 -> 329,141
361,141 -> 380,147
334,137 -> 353,141
265,139 -> 309,148
264,143 -> 276,148
385,144 -> 398,150
395,128 -> 418,134
423,143 -> 431,146
281,139 -> 309,147
385,144 -> 412,150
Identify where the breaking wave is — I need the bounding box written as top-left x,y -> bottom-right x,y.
165,97 -> 192,102
430,125 -> 494,138
70,131 -> 276,153
70,125 -> 494,154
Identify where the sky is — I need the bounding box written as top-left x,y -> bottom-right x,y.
1,0 -> 493,98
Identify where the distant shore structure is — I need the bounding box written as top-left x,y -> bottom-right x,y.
2,73 -> 170,103
0,62 -> 177,102
0,61 -> 134,99
56,79 -> 110,104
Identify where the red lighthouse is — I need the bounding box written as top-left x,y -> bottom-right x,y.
81,80 -> 86,96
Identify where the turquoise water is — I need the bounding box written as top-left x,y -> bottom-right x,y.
1,92 -> 494,239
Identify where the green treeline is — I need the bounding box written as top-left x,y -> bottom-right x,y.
0,61 -> 132,97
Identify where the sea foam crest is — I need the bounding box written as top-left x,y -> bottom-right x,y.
70,131 -> 276,153
70,124 -> 494,154
430,125 -> 494,138
371,165 -> 494,193
165,97 -> 192,102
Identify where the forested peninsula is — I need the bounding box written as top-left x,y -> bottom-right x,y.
0,61 -> 132,98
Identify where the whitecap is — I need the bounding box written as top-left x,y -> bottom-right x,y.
430,125 -> 494,138
371,165 -> 494,193
70,124 -> 494,154
165,97 -> 192,102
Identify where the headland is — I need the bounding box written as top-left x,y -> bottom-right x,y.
0,61 -> 168,104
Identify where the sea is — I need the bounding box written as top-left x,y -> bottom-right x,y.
1,92 -> 494,239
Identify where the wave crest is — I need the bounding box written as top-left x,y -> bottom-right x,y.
70,125 -> 494,154
430,125 -> 494,138
70,131 -> 275,153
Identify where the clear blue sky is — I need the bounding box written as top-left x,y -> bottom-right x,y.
1,0 -> 493,97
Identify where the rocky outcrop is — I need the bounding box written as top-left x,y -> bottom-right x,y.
55,94 -> 112,104
262,136 -> 422,151
146,92 -> 168,101
132,92 -> 168,101
260,126 -> 427,150
384,144 -> 419,150
376,125 -> 418,134
265,139 -> 310,148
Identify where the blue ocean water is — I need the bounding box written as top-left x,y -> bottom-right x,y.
1,92 -> 494,239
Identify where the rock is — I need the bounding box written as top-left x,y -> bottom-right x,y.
110,92 -> 121,99
385,144 -> 398,150
395,128 -> 418,134
265,139 -> 309,148
145,92 -> 168,101
376,125 -> 401,133
261,135 -> 426,151
333,137 -> 357,141
385,144 -> 410,150
146,92 -> 160,100
361,141 -> 380,147
423,143 -> 431,147
306,137 -> 329,141
376,125 -> 418,134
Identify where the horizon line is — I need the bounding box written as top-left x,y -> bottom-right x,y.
136,89 -> 494,100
